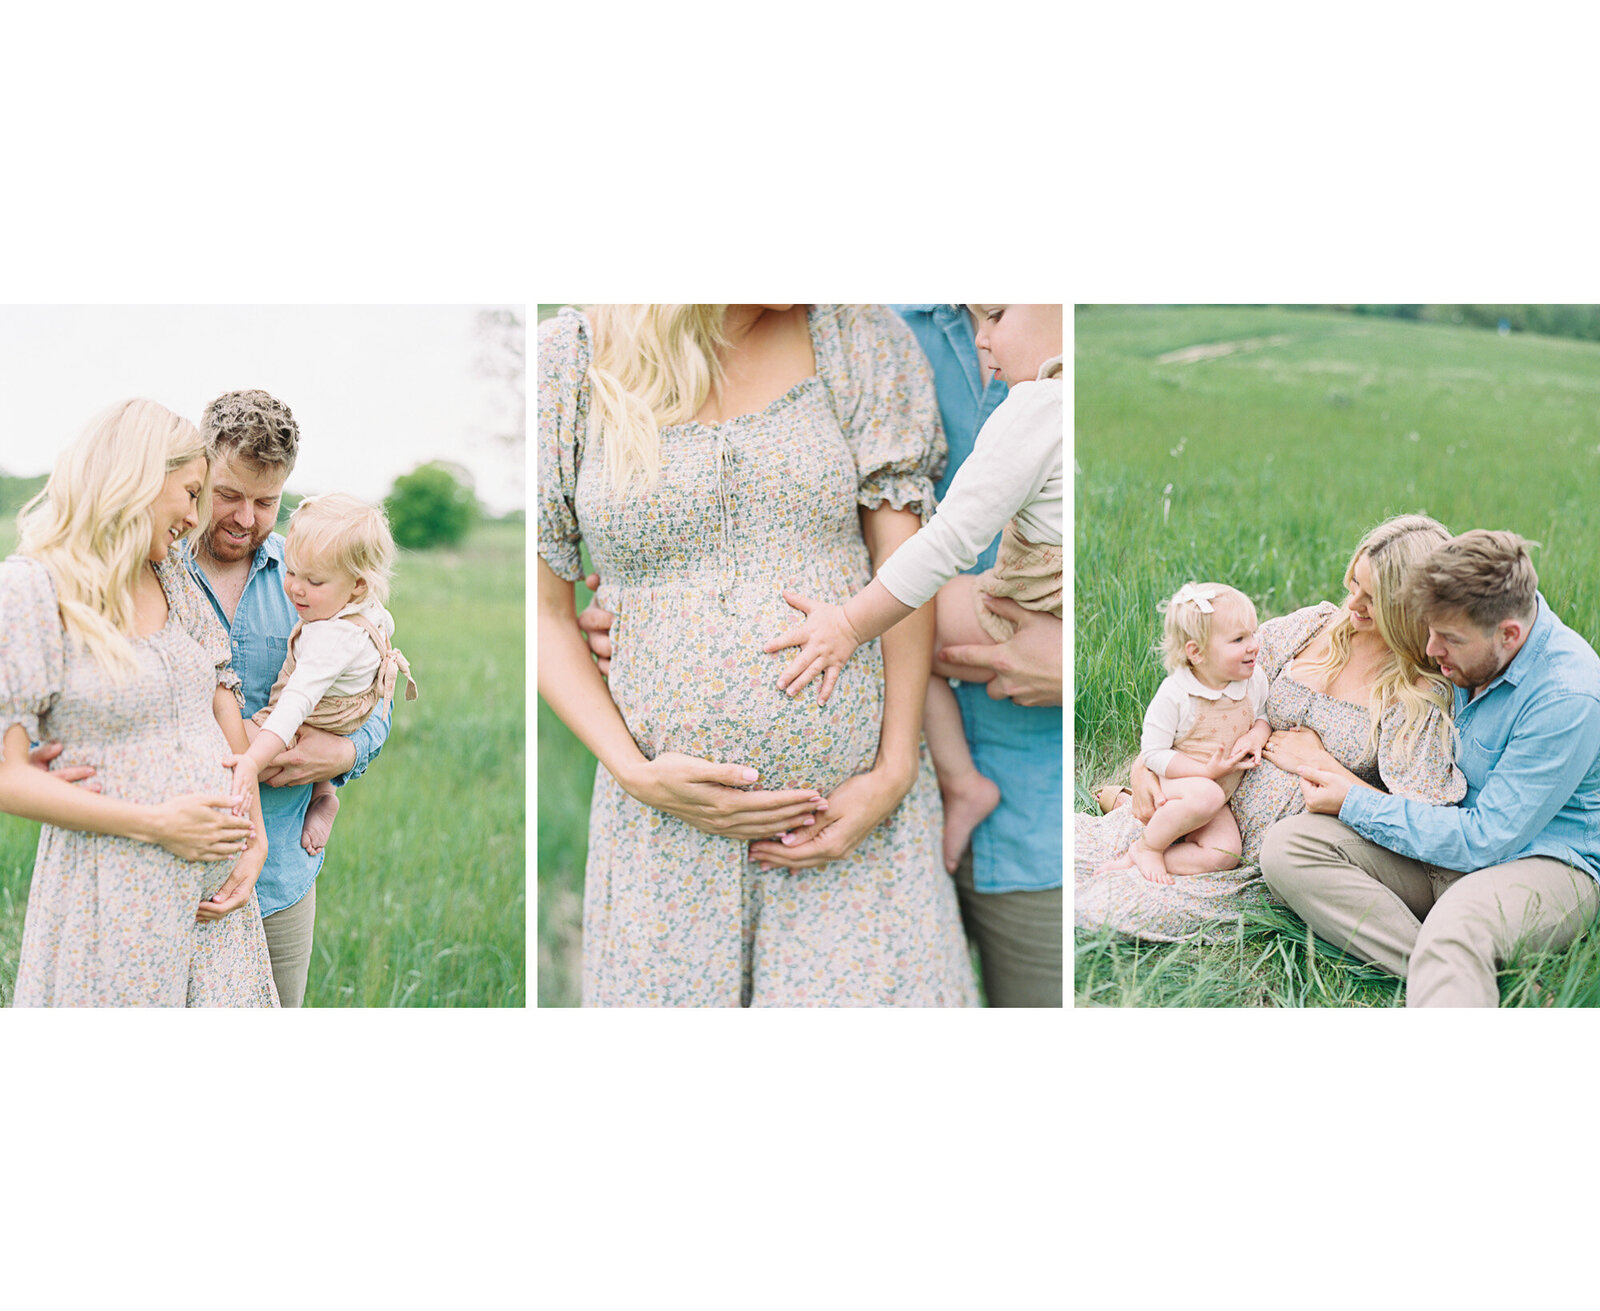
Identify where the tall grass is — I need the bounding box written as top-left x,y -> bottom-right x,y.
1076,305 -> 1600,1006
0,518 -> 525,1007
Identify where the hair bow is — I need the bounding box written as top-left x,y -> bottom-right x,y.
1174,582 -> 1219,613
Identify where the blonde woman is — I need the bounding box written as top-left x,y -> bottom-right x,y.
538,304 -> 978,1006
0,399 -> 278,1006
1076,514 -> 1468,942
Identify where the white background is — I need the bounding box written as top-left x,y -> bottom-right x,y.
5,3 -> 1600,1310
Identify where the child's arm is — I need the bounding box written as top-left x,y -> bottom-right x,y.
1161,721 -> 1270,781
206,684 -> 269,920
225,726 -> 289,814
763,578 -> 914,705
765,396 -> 1058,706
1233,717 -> 1272,769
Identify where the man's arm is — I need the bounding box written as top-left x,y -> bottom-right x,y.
261,697 -> 391,790
1338,694 -> 1600,871
939,598 -> 1062,707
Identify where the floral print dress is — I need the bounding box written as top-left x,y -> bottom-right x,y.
1075,603 -> 1467,943
539,305 -> 978,1006
2,554 -> 279,1006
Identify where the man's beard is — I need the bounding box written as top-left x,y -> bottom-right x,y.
202,520 -> 268,563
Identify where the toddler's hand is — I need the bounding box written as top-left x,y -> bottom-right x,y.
762,590 -> 863,706
221,753 -> 259,818
1228,739 -> 1262,770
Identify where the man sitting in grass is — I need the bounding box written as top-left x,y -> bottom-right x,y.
1262,530 -> 1600,1007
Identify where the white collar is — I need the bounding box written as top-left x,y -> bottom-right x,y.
1174,666 -> 1251,701
333,596 -> 384,622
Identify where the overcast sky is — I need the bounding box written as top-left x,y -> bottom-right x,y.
0,306 -> 524,514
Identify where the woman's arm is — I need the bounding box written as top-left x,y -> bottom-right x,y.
749,505 -> 929,870
201,686 -> 268,920
0,723 -> 252,860
537,558 -> 825,839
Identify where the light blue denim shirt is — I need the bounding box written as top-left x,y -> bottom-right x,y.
180,534 -> 391,916
890,305 -> 1064,894
1341,594 -> 1600,879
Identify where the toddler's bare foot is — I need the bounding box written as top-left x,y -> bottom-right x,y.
940,770 -> 1001,872
1130,840 -> 1174,884
301,789 -> 340,855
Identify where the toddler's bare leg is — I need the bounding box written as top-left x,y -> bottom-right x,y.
924,676 -> 1000,872
931,575 -> 998,683
1141,777 -> 1228,853
1172,807 -> 1242,874
301,780 -> 341,855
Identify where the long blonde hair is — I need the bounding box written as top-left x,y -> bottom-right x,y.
585,304 -> 731,494
17,399 -> 209,680
1295,513 -> 1456,761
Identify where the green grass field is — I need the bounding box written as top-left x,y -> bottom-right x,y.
0,518 -> 526,1007
1075,305 -> 1600,1006
537,568 -> 594,1008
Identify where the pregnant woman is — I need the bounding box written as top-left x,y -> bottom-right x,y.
537,304 -> 977,1006
0,399 -> 277,1006
1076,514 -> 1466,942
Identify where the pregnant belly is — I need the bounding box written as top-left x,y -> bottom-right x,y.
606,584 -> 884,795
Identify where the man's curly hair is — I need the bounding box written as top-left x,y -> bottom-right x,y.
201,389 -> 299,473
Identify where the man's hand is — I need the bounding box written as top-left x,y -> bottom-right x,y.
27,741 -> 101,792
1130,759 -> 1164,824
1298,763 -> 1360,815
939,598 -> 1062,707
578,572 -> 615,677
260,726 -> 357,788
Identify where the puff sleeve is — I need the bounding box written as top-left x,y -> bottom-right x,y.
1256,602 -> 1339,681
536,308 -> 591,583
164,558 -> 243,705
814,304 -> 946,523
0,556 -> 65,741
1377,701 -> 1468,805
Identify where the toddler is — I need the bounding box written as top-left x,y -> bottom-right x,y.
227,492 -> 418,854
763,304 -> 1063,872
1096,582 -> 1269,884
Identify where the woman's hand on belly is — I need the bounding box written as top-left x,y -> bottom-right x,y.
197,841 -> 265,921
746,762 -> 914,871
622,750 -> 827,840
1261,726 -> 1340,778
27,741 -> 102,791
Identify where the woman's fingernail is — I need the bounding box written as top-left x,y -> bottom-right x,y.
742,769 -> 759,782
802,816 -> 814,826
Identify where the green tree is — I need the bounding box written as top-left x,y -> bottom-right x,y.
384,462 -> 479,549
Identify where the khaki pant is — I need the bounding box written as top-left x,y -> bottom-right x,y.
953,852 -> 1063,1007
1261,813 -> 1599,1007
261,884 -> 317,1009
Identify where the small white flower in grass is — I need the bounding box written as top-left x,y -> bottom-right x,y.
1162,483 -> 1173,526
1169,436 -> 1187,458
1407,431 -> 1420,442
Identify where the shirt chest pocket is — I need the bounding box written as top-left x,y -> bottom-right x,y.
237,633 -> 290,709
1457,720 -> 1511,777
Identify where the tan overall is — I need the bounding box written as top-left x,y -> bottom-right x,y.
974,521 -> 1064,642
251,611 -> 419,741
1171,689 -> 1257,800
